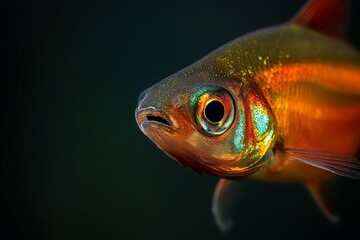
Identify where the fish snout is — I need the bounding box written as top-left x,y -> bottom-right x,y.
136,88 -> 171,128
135,85 -> 181,134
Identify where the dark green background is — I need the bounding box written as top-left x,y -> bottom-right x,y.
2,0 -> 360,239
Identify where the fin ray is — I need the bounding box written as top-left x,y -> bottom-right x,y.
280,147 -> 360,179
293,0 -> 348,40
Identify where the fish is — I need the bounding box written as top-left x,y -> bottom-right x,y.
135,0 -> 360,231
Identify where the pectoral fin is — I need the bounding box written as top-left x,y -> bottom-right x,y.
306,180 -> 339,223
279,147 -> 360,179
212,179 -> 236,232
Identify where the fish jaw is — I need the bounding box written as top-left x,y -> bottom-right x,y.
135,104 -> 214,174
135,105 -> 180,159
136,107 -> 175,133
135,88 -> 207,173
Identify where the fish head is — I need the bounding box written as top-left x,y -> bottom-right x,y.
135,58 -> 275,178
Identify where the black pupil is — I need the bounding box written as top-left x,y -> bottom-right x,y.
205,100 -> 224,123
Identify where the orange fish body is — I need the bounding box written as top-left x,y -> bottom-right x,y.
231,24 -> 360,183
135,0 -> 360,230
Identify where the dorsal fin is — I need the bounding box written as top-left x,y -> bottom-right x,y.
293,0 -> 349,41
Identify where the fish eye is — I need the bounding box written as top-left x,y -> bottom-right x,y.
205,100 -> 224,123
190,84 -> 235,136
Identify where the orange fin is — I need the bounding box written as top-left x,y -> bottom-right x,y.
212,179 -> 236,232
280,148 -> 360,179
293,0 -> 349,40
306,180 -> 339,223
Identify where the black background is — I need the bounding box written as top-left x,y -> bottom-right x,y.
2,0 -> 360,239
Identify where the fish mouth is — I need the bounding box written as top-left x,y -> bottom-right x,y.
145,115 -> 171,126
135,107 -> 176,131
